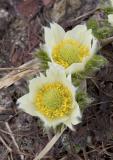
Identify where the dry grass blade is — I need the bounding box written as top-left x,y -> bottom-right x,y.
34,128 -> 65,160
5,122 -> 24,160
65,7 -> 100,24
100,36 -> 113,47
0,59 -> 40,89
0,135 -> 12,153
0,106 -> 7,112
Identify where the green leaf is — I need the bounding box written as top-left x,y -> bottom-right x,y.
87,19 -> 98,31
72,55 -> 107,86
75,144 -> 81,153
76,91 -> 92,112
87,18 -> 113,39
35,49 -> 51,69
85,55 -> 107,72
95,27 -> 113,39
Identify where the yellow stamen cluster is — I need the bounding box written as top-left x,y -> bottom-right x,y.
52,39 -> 90,68
34,82 -> 73,120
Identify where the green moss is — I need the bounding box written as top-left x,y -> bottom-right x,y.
72,55 -> 107,86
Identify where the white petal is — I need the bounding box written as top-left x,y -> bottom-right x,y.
67,74 -> 72,82
44,27 -> 55,47
47,62 -> 67,81
40,44 -> 52,58
108,14 -> 113,26
63,102 -> 81,130
17,94 -> 38,116
90,36 -> 99,56
44,23 -> 65,48
81,30 -> 93,48
65,24 -> 87,43
29,77 -> 46,99
44,116 -> 68,128
65,62 -> 85,74
65,24 -> 98,53
50,23 -> 65,42
71,102 -> 82,125
47,63 -> 77,97
64,120 -> 74,130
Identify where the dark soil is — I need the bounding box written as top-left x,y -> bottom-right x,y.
0,0 -> 113,160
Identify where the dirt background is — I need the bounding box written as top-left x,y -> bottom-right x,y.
0,0 -> 113,160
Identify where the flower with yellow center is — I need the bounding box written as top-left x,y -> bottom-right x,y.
17,64 -> 81,129
108,0 -> 113,26
43,23 -> 98,74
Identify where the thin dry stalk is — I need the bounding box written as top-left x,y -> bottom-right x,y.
0,59 -> 40,89
33,128 -> 65,160
0,67 -> 32,71
0,135 -> 12,153
5,122 -> 24,160
66,7 -> 100,24
100,36 -> 113,47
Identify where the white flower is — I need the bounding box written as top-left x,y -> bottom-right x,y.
43,23 -> 98,74
108,14 -> 113,26
17,64 -> 81,130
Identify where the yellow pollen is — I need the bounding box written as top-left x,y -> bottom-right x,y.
52,39 -> 90,68
34,82 -> 73,120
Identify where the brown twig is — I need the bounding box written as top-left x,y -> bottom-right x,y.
0,67 -> 32,71
10,152 -> 14,160
0,135 -> 12,153
100,36 -> 113,47
83,148 -> 88,160
65,7 -> 100,26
